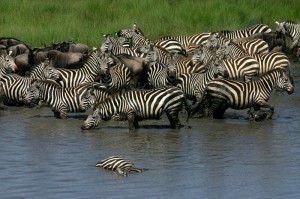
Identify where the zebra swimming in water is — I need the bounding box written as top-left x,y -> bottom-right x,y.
81,86 -> 190,130
96,156 -> 144,176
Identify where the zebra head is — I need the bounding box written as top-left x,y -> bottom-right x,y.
275,69 -> 294,94
23,79 -> 41,107
206,32 -> 223,49
139,44 -> 159,64
275,21 -> 285,34
166,53 -> 178,78
79,85 -> 97,111
98,53 -> 110,76
100,34 -> 114,53
210,57 -> 229,78
81,107 -> 101,130
191,45 -> 204,65
0,52 -> 18,73
43,59 -> 61,80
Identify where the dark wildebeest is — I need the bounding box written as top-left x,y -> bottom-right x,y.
57,41 -> 90,55
47,49 -> 88,69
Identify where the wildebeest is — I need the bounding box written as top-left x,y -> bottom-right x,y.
47,49 -> 88,69
56,41 -> 90,54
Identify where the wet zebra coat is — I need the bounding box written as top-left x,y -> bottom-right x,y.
82,86 -> 189,130
96,156 -> 143,176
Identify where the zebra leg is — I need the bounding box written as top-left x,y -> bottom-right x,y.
255,100 -> 274,120
166,111 -> 181,129
127,111 -> 139,130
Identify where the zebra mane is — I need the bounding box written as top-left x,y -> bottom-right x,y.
219,30 -> 233,34
285,20 -> 297,24
33,79 -> 61,87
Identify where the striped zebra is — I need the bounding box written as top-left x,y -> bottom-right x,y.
146,62 -> 177,88
116,23 -> 186,55
100,34 -> 141,57
29,58 -> 60,80
220,23 -> 272,39
81,86 -> 189,130
0,73 -> 33,106
96,156 -> 143,176
207,32 -> 269,55
276,20 -> 300,49
45,51 -> 102,88
98,54 -> 131,93
176,56 -> 228,109
0,51 -> 18,77
203,68 -> 294,119
192,44 -> 259,82
155,32 -> 212,51
216,41 -> 291,77
24,79 -> 105,119
137,43 -> 172,65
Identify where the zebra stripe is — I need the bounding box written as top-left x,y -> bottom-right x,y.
96,156 -> 143,176
147,62 -> 177,88
98,54 -> 131,93
29,58 -> 60,80
116,23 -> 186,54
0,74 -> 33,106
46,51 -> 102,88
82,86 -> 188,130
192,44 -> 259,82
208,32 -> 269,56
276,20 -> 300,49
220,24 -> 272,39
24,79 -> 101,118
0,52 -> 18,77
204,68 -> 294,119
100,34 -> 141,57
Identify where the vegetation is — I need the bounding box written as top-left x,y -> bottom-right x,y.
0,0 -> 299,47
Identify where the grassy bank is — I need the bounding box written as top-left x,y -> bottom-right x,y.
0,0 -> 299,47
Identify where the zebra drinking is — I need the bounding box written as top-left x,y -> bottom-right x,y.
81,86 -> 189,130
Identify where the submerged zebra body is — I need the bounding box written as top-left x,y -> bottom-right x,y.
82,86 -> 189,130
203,69 -> 294,119
96,156 -> 143,176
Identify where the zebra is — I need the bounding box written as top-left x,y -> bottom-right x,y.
98,54 -> 131,93
146,62 -> 177,88
176,56 -> 228,116
137,43 -> 172,65
0,51 -> 18,77
207,32 -> 269,55
100,34 -> 141,57
220,23 -> 272,39
216,41 -> 291,77
29,58 -> 60,80
81,86 -> 189,130
116,23 -> 186,55
155,32 -> 212,51
192,44 -> 260,82
45,51 -> 103,88
24,79 -> 104,119
0,73 -> 34,106
96,156 -> 143,176
203,68 -> 294,119
275,20 -> 300,49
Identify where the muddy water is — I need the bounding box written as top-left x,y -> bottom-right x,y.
1,68 -> 300,199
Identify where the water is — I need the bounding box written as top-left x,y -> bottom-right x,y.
1,70 -> 300,199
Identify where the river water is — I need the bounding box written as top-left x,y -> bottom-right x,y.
1,69 -> 300,199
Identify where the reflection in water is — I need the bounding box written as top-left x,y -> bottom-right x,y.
1,70 -> 300,198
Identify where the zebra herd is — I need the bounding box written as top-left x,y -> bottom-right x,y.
0,20 -> 298,132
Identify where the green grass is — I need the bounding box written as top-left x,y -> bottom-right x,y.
0,0 -> 299,47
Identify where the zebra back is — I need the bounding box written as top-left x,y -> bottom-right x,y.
220,24 -> 272,39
